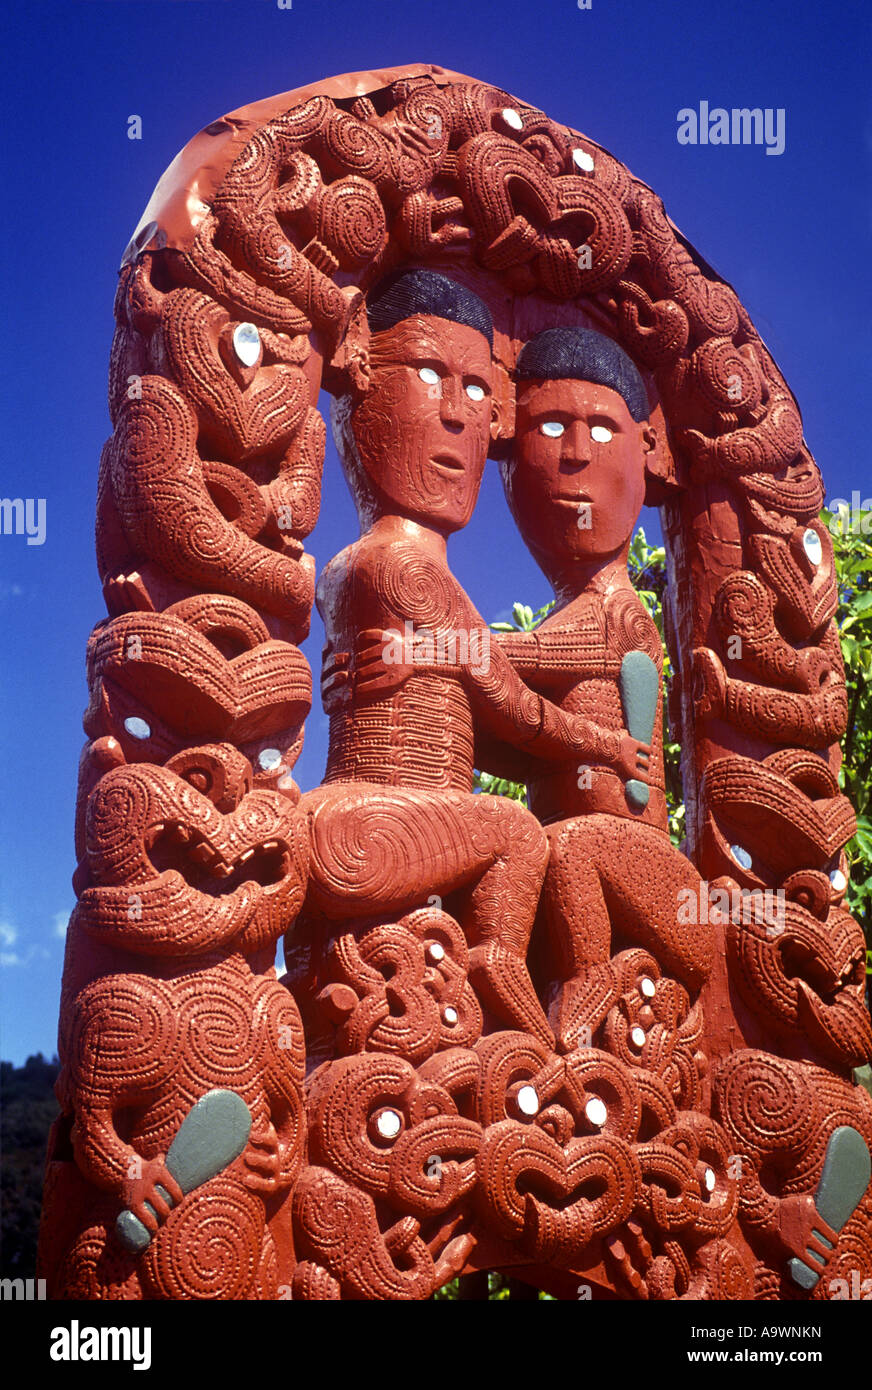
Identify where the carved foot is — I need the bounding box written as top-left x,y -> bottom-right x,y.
469,942 -> 554,1049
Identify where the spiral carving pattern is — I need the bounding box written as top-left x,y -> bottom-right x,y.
38,64 -> 871,1305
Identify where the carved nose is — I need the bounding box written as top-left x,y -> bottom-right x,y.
439,381 -> 464,429
537,1103 -> 575,1147
165,744 -> 253,811
563,422 -> 590,466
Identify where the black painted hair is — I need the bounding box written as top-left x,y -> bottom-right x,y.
366,268 -> 494,349
516,327 -> 648,421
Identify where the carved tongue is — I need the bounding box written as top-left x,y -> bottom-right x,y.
795,978 -> 872,1064
619,650 -> 659,812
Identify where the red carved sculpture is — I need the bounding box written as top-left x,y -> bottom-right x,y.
38,63 -> 872,1301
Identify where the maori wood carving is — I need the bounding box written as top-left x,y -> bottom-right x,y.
39,63 -> 872,1301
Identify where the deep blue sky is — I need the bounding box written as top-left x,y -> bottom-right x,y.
1,0 -> 869,1063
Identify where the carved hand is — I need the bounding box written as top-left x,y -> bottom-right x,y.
616,732 -> 652,783
349,627 -> 461,699
351,628 -> 415,698
241,1121 -> 287,1194
120,1154 -> 184,1234
321,646 -> 352,713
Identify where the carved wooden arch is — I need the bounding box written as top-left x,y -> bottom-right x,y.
39,63 -> 872,1302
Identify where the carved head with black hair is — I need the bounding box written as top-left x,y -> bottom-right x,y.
331,269 -> 501,534
502,326 -> 658,594
366,268 -> 494,348
515,327 -> 648,422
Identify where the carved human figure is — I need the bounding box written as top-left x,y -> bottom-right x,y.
40,64 -> 872,1302
484,327 -> 714,1047
300,272 -> 647,1048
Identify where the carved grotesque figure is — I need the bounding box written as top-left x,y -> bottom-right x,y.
42,742 -> 309,1299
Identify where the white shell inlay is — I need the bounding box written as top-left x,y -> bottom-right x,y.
572,147 -> 595,172
124,716 -> 151,740
585,1097 -> 608,1127
233,322 -> 261,367
802,528 -> 823,567
517,1084 -> 539,1116
501,107 -> 524,131
376,1109 -> 402,1140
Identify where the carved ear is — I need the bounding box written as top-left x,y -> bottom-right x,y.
489,360 -> 515,459
347,341 -> 372,397
643,401 -> 682,504
324,294 -> 371,397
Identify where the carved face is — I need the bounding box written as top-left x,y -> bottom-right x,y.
348,315 -> 494,532
506,378 -> 652,564
474,1031 -> 641,1261
81,599 -> 311,804
75,755 -> 309,959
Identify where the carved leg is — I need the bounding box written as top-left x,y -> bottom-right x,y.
303,784 -> 552,1044
544,815 -> 714,1050
542,829 -> 614,1050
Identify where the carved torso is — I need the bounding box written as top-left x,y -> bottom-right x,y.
321,534 -> 479,790
489,585 -> 669,826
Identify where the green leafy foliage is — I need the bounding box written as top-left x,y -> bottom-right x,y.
627,528 -> 684,847
432,1271 -> 554,1299
823,507 -> 872,948
0,1053 -> 59,1275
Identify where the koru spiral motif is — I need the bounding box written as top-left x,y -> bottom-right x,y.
38,63 -> 871,1301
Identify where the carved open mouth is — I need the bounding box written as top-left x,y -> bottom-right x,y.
779,938 -> 852,1004
519,1177 -> 608,1257
518,1169 -> 608,1213
432,454 -> 465,474
145,821 -> 291,895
